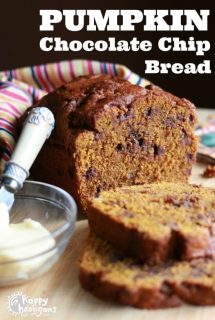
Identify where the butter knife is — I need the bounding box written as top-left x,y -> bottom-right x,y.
0,107 -> 55,211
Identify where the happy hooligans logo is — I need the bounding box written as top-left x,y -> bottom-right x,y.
8,292 -> 57,317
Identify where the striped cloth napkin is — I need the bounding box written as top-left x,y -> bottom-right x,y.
0,59 -> 214,173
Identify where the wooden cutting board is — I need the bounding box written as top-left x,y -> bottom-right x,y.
0,109 -> 215,320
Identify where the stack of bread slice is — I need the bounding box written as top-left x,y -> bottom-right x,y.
79,182 -> 215,309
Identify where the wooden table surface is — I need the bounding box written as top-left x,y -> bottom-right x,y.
1,109 -> 215,320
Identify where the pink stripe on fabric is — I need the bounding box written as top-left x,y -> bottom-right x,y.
5,102 -> 22,116
3,141 -> 13,152
34,66 -> 44,90
0,107 -> 18,117
68,61 -> 75,79
0,123 -> 14,132
2,154 -> 10,161
35,66 -> 50,92
57,63 -> 66,84
43,64 -> 54,91
108,63 -> 113,76
87,60 -> 93,74
3,71 -> 9,77
125,71 -> 132,80
100,62 -> 104,74
27,86 -> 32,97
1,89 -> 29,104
34,88 -> 41,102
0,119 -> 14,130
13,69 -> 18,80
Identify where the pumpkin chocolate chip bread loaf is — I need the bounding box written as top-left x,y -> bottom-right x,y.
32,75 -> 198,212
79,233 -> 215,309
88,182 -> 215,263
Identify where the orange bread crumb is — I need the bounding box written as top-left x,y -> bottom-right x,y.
202,165 -> 215,178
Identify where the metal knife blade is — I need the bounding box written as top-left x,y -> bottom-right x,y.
0,186 -> 14,211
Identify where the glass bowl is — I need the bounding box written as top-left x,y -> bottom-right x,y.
0,180 -> 77,286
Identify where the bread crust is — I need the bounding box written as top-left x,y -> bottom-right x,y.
79,268 -> 183,309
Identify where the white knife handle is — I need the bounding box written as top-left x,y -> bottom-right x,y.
2,107 -> 55,192
11,107 -> 55,170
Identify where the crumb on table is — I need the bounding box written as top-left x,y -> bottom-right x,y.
202,165 -> 215,178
